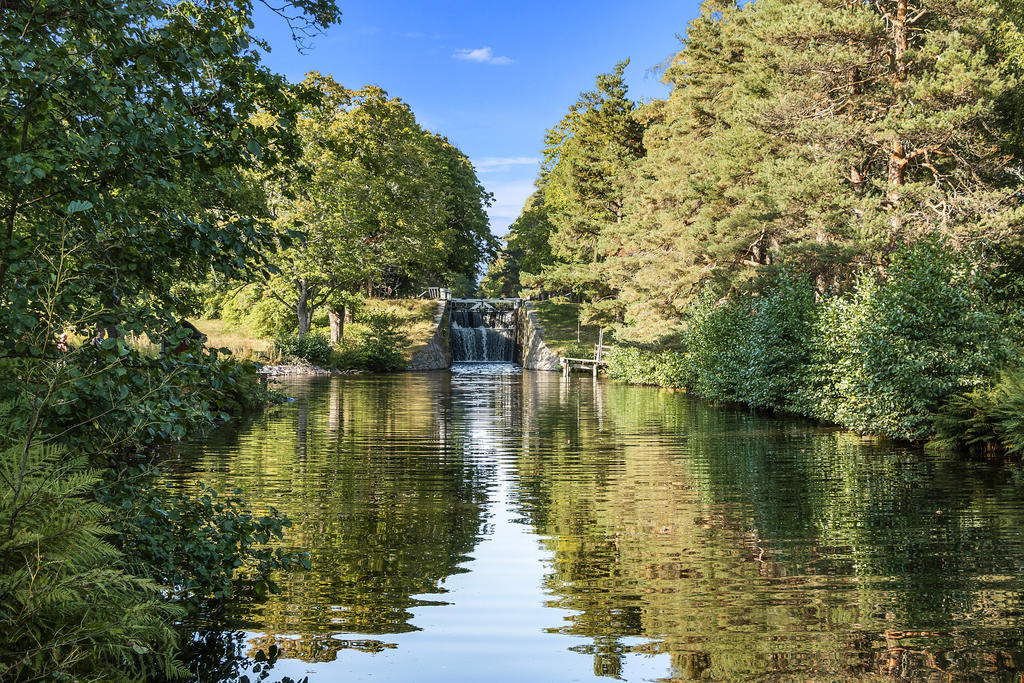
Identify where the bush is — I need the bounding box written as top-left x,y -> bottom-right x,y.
352,312 -> 408,372
221,286 -> 293,338
685,292 -> 751,401
0,404 -> 185,681
934,367 -> 1024,454
830,240 -> 1007,440
37,344 -> 281,460
606,346 -> 690,388
606,239 -> 1016,444
275,332 -> 332,366
739,271 -> 818,412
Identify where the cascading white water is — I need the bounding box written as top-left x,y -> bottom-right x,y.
451,309 -> 516,362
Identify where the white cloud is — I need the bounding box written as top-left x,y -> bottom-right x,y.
485,179 -> 536,236
475,156 -> 541,173
453,46 -> 514,65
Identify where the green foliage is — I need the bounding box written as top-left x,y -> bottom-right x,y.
739,272 -> 818,412
520,62 -> 645,320
255,74 -> 494,336
935,367 -> 1024,454
491,0 -> 1024,343
33,344 -> 279,460
106,476 -> 310,605
828,241 -> 1007,440
276,331 -> 332,366
221,285 -> 295,338
0,404 -> 185,681
0,1 -> 338,677
0,0 -> 338,357
334,312 -> 408,372
606,346 -> 690,388
609,240 -> 1014,443
482,188 -> 556,298
685,293 -> 751,402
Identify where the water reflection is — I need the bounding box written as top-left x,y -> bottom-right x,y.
166,372 -> 1024,681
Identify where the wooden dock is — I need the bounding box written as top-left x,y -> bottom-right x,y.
561,330 -> 609,378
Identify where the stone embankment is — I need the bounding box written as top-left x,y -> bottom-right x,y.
257,362 -> 332,376
517,303 -> 561,371
407,300 -> 452,370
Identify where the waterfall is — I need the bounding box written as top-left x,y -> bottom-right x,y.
451,309 -> 516,362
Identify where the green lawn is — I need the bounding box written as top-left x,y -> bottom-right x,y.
530,300 -> 609,358
193,298 -> 441,364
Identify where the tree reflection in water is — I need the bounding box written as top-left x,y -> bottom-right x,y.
166,372 -> 1024,681
515,376 -> 1024,680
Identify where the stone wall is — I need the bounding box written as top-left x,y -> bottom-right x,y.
517,303 -> 561,371
407,300 -> 452,370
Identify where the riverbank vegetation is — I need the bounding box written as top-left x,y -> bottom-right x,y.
1,0 -> 496,669
0,0 -> 354,679
486,0 -> 1024,452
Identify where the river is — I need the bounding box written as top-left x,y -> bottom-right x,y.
162,367 -> 1024,681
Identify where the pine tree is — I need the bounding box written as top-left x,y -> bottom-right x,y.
611,0 -> 1023,339
534,62 -> 646,320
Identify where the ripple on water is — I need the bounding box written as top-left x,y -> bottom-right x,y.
449,361 -> 523,376
165,372 -> 1024,682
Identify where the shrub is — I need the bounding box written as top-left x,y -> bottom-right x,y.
38,344 -> 281,460
562,341 -> 594,359
0,404 -> 185,681
934,367 -> 1024,454
275,332 -> 332,366
833,240 -> 1007,440
685,292 -> 752,401
606,346 -> 690,388
791,292 -> 858,424
221,286 -> 293,338
740,271 -> 818,411
355,312 -> 408,372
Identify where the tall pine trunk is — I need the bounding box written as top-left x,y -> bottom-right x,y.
886,0 -> 909,194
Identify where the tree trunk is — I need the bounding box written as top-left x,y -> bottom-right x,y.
328,306 -> 344,343
884,0 -> 910,216
892,0 -> 908,85
296,277 -> 312,338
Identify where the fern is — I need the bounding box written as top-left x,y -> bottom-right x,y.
934,367 -> 1024,455
0,401 -> 186,682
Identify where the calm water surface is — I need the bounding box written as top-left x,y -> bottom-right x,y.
164,368 -> 1024,681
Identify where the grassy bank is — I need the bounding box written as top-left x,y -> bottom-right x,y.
530,300 -> 608,358
194,298 -> 440,367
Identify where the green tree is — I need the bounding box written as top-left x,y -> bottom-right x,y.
0,0 -> 339,351
0,0 -> 340,676
418,133 -> 498,292
257,74 -> 492,337
532,61 -> 646,322
481,185 -> 556,298
613,0 -> 1023,338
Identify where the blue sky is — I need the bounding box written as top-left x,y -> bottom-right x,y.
253,0 -> 704,235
